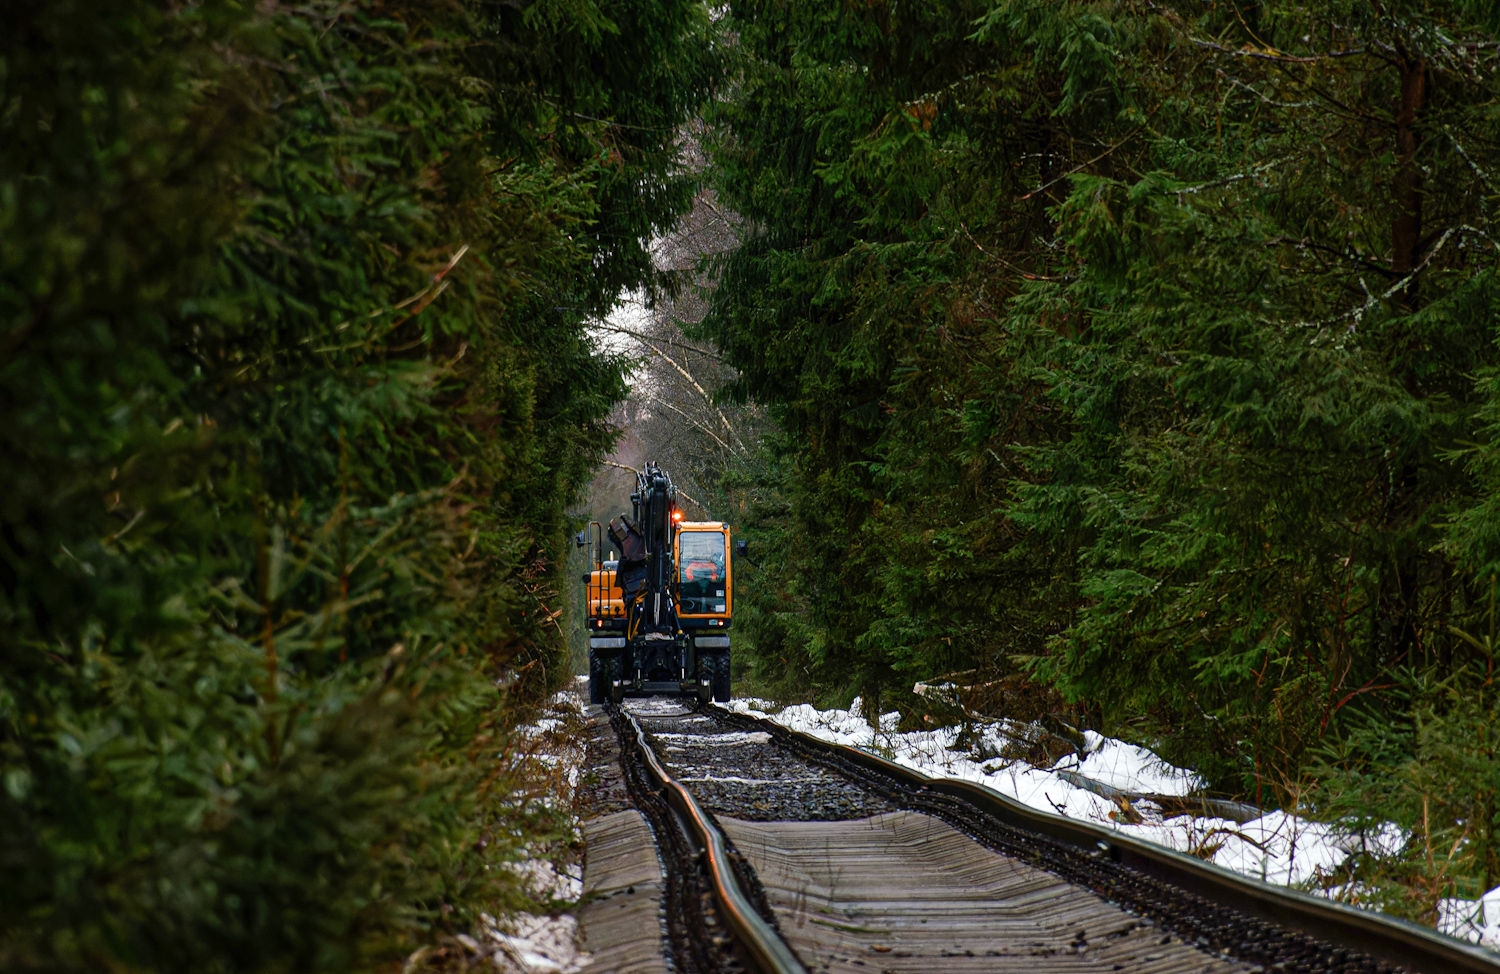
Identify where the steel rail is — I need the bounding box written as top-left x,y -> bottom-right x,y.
716,704 -> 1500,974
619,708 -> 809,974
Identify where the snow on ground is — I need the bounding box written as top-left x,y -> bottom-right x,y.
655,730 -> 772,748
481,684 -> 592,974
725,694 -> 1500,951
1445,887 -> 1500,950
1078,730 -> 1202,796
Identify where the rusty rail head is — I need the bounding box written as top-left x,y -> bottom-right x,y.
716,704 -> 1500,974
620,709 -> 809,974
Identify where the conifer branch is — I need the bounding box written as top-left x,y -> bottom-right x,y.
1018,128 -> 1148,200
1296,225 -> 1498,333
958,224 -> 1068,282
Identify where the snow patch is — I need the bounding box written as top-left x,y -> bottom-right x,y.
488,913 -> 585,973
655,731 -> 771,747
624,697 -> 695,717
485,685 -> 592,973
1443,885 -> 1500,950
1078,730 -> 1203,797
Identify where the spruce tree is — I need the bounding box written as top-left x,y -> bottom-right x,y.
1,0 -> 719,969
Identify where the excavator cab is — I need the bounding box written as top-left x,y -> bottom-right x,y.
676,527 -> 729,616
579,463 -> 733,705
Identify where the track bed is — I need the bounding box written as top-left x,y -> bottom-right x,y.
587,698 -> 1500,974
724,811 -> 1242,973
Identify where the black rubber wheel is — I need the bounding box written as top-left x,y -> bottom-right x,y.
693,651 -> 713,703
587,651 -> 606,705
712,649 -> 731,703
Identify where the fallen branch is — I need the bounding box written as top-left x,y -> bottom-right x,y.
1052,769 -> 1266,824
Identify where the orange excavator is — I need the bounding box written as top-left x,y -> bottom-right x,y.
577,462 -> 741,704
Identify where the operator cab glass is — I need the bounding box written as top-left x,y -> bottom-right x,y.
677,530 -> 727,613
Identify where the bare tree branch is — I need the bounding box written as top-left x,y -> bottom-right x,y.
676,489 -> 711,518
638,341 -> 748,453
1190,39 -> 1368,63
639,391 -> 742,456
594,321 -> 727,363
598,459 -> 712,517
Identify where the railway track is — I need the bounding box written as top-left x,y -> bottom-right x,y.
596,697 -> 1500,974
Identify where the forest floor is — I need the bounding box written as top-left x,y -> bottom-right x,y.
437,688 -> 594,974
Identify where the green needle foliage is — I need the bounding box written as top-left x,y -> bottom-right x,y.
703,0 -> 1500,912
1,0 -> 718,970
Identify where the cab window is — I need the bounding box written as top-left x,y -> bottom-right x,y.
678,531 -> 726,602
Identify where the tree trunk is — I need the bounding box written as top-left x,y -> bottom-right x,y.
1391,50 -> 1427,306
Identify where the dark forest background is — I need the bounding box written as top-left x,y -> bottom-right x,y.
692,0 -> 1500,928
0,0 -> 715,969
